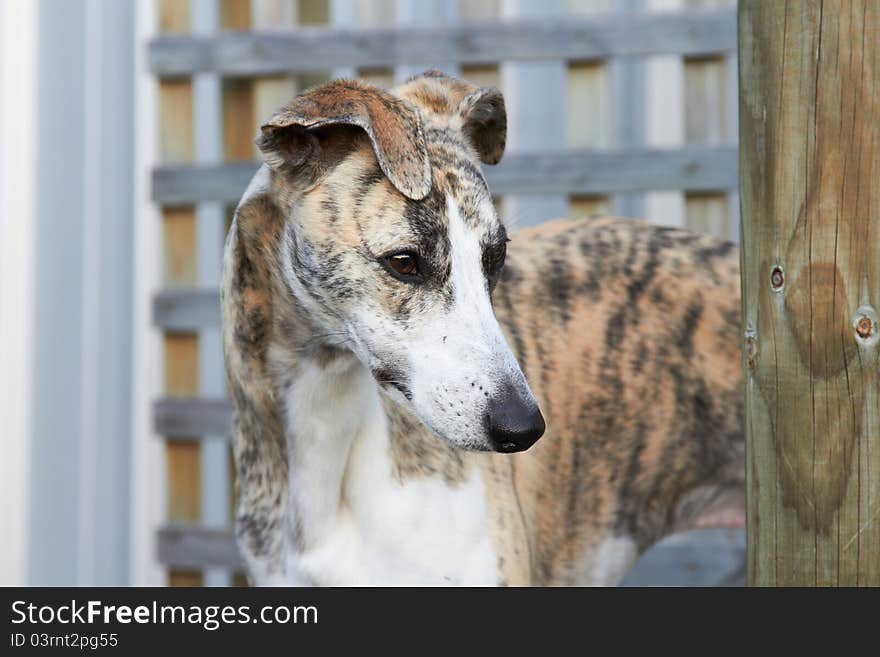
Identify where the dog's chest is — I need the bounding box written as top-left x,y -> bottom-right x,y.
282,362 -> 498,586
296,460 -> 498,586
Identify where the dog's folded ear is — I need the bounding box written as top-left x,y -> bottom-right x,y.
255,80 -> 432,200
398,71 -> 507,166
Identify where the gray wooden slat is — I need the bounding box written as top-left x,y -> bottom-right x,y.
153,146 -> 738,205
153,397 -> 233,438
152,160 -> 257,207
192,0 -> 231,588
158,525 -> 243,569
156,523 -> 745,583
329,0 -> 357,80
611,0 -> 647,219
153,288 -> 220,331
149,9 -> 736,77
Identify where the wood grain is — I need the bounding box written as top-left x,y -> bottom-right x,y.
222,79 -> 255,161
163,333 -> 200,527
158,81 -> 194,163
220,0 -> 251,30
161,207 -> 197,286
569,196 -> 611,220
739,0 -> 880,586
159,0 -> 189,33
684,45 -> 729,238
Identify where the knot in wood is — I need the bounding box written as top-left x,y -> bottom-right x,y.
770,265 -> 784,291
853,306 -> 879,347
744,329 -> 758,371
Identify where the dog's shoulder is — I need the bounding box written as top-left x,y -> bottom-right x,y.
496,215 -> 741,393
498,216 -> 739,328
491,217 -> 743,570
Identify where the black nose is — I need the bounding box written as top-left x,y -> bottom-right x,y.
485,383 -> 546,453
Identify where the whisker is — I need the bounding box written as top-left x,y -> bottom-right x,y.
291,332 -> 354,353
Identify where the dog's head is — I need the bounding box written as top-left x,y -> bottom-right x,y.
253,72 -> 544,453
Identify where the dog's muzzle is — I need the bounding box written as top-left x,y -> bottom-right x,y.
485,381 -> 546,453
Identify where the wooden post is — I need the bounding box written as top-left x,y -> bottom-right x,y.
739,0 -> 880,586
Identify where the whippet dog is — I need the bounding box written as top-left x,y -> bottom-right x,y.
221,71 -> 744,586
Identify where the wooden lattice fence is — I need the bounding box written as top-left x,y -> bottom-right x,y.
149,0 -> 739,586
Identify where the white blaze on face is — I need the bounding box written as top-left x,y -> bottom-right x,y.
401,195 -> 533,450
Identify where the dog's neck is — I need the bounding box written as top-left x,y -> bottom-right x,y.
272,333 -> 470,556
278,349 -> 378,550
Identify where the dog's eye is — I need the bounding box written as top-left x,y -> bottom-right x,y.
382,252 -> 422,282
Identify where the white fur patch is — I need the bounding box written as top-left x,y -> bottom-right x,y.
587,537 -> 639,586
279,356 -> 497,586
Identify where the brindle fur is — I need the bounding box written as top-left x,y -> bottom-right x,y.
486,218 -> 743,585
221,72 -> 744,586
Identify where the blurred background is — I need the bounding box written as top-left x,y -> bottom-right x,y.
0,0 -> 743,586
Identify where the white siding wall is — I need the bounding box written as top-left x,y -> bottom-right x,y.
0,0 -> 38,587
129,0 -> 166,587
0,0 -> 137,586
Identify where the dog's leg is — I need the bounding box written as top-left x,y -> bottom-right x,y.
277,355 -> 383,586
231,401 -> 290,586
585,535 -> 640,586
675,483 -> 746,532
235,496 -> 288,586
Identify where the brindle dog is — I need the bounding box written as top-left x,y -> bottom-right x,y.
221,71 -> 744,586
